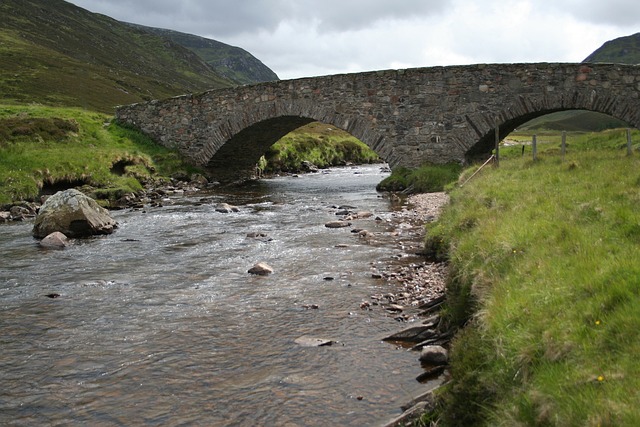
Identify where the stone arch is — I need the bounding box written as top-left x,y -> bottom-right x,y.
463,89 -> 640,162
114,63 -> 640,179
198,100 -> 389,182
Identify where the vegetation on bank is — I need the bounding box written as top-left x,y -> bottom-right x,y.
421,128 -> 640,426
0,105 -> 382,206
376,163 -> 462,193
258,121 -> 381,173
0,104 -> 202,206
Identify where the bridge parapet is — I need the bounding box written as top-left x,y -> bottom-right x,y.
115,62 -> 640,182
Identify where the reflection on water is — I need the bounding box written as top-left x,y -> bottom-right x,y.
0,165 -> 440,426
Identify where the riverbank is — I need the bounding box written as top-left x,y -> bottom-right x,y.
426,132 -> 640,426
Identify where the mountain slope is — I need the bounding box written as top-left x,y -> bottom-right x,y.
0,0 -> 234,112
127,24 -> 279,85
517,110 -> 627,132
584,32 -> 640,64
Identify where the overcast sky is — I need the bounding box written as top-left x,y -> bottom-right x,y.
67,0 -> 639,80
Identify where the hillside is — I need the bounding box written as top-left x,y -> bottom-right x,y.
127,24 -> 279,85
0,0 -> 235,112
584,32 -> 640,64
516,110 -> 627,132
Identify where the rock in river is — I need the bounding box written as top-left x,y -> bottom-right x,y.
248,262 -> 274,275
215,203 -> 239,213
324,220 -> 351,228
39,231 -> 69,249
32,189 -> 117,238
294,336 -> 334,347
419,345 -> 448,365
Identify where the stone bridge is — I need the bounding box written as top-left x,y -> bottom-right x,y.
115,62 -> 640,182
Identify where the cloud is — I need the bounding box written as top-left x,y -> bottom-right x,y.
550,0 -> 640,27
70,0 -> 451,36
67,0 -> 639,80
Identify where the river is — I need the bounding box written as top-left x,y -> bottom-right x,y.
0,165 -> 440,426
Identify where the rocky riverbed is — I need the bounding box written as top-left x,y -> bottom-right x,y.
369,192 -> 451,427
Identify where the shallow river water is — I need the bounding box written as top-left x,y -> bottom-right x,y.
0,165 -> 439,426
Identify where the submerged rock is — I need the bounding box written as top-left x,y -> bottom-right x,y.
246,231 -> 269,238
325,220 -> 351,228
248,262 -> 273,275
294,336 -> 334,347
215,203 -> 239,213
39,231 -> 69,249
32,189 -> 117,238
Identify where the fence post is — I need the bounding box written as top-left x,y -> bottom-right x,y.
532,134 -> 537,161
494,118 -> 500,167
561,131 -> 566,162
627,128 -> 633,156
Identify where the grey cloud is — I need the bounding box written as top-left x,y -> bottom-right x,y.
70,0 -> 284,36
548,0 -> 640,27
69,0 -> 451,37
285,0 -> 451,32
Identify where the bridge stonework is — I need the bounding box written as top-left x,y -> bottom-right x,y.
115,63 -> 640,182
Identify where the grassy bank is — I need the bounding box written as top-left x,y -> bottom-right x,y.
259,121 -> 380,173
0,105 -> 382,205
425,128 -> 640,425
0,104 -> 202,205
376,163 -> 462,193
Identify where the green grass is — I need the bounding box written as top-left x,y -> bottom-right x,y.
376,163 -> 462,193
426,128 -> 640,426
259,121 -> 381,173
0,104 -> 200,205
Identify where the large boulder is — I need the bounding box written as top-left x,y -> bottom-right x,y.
33,189 -> 117,238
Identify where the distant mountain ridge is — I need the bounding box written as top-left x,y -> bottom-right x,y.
127,24 -> 279,85
0,0 -> 278,112
584,32 -> 640,64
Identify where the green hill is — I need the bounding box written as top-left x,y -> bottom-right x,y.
584,32 -> 640,64
517,110 -> 627,133
0,0 -> 235,112
127,24 -> 279,85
